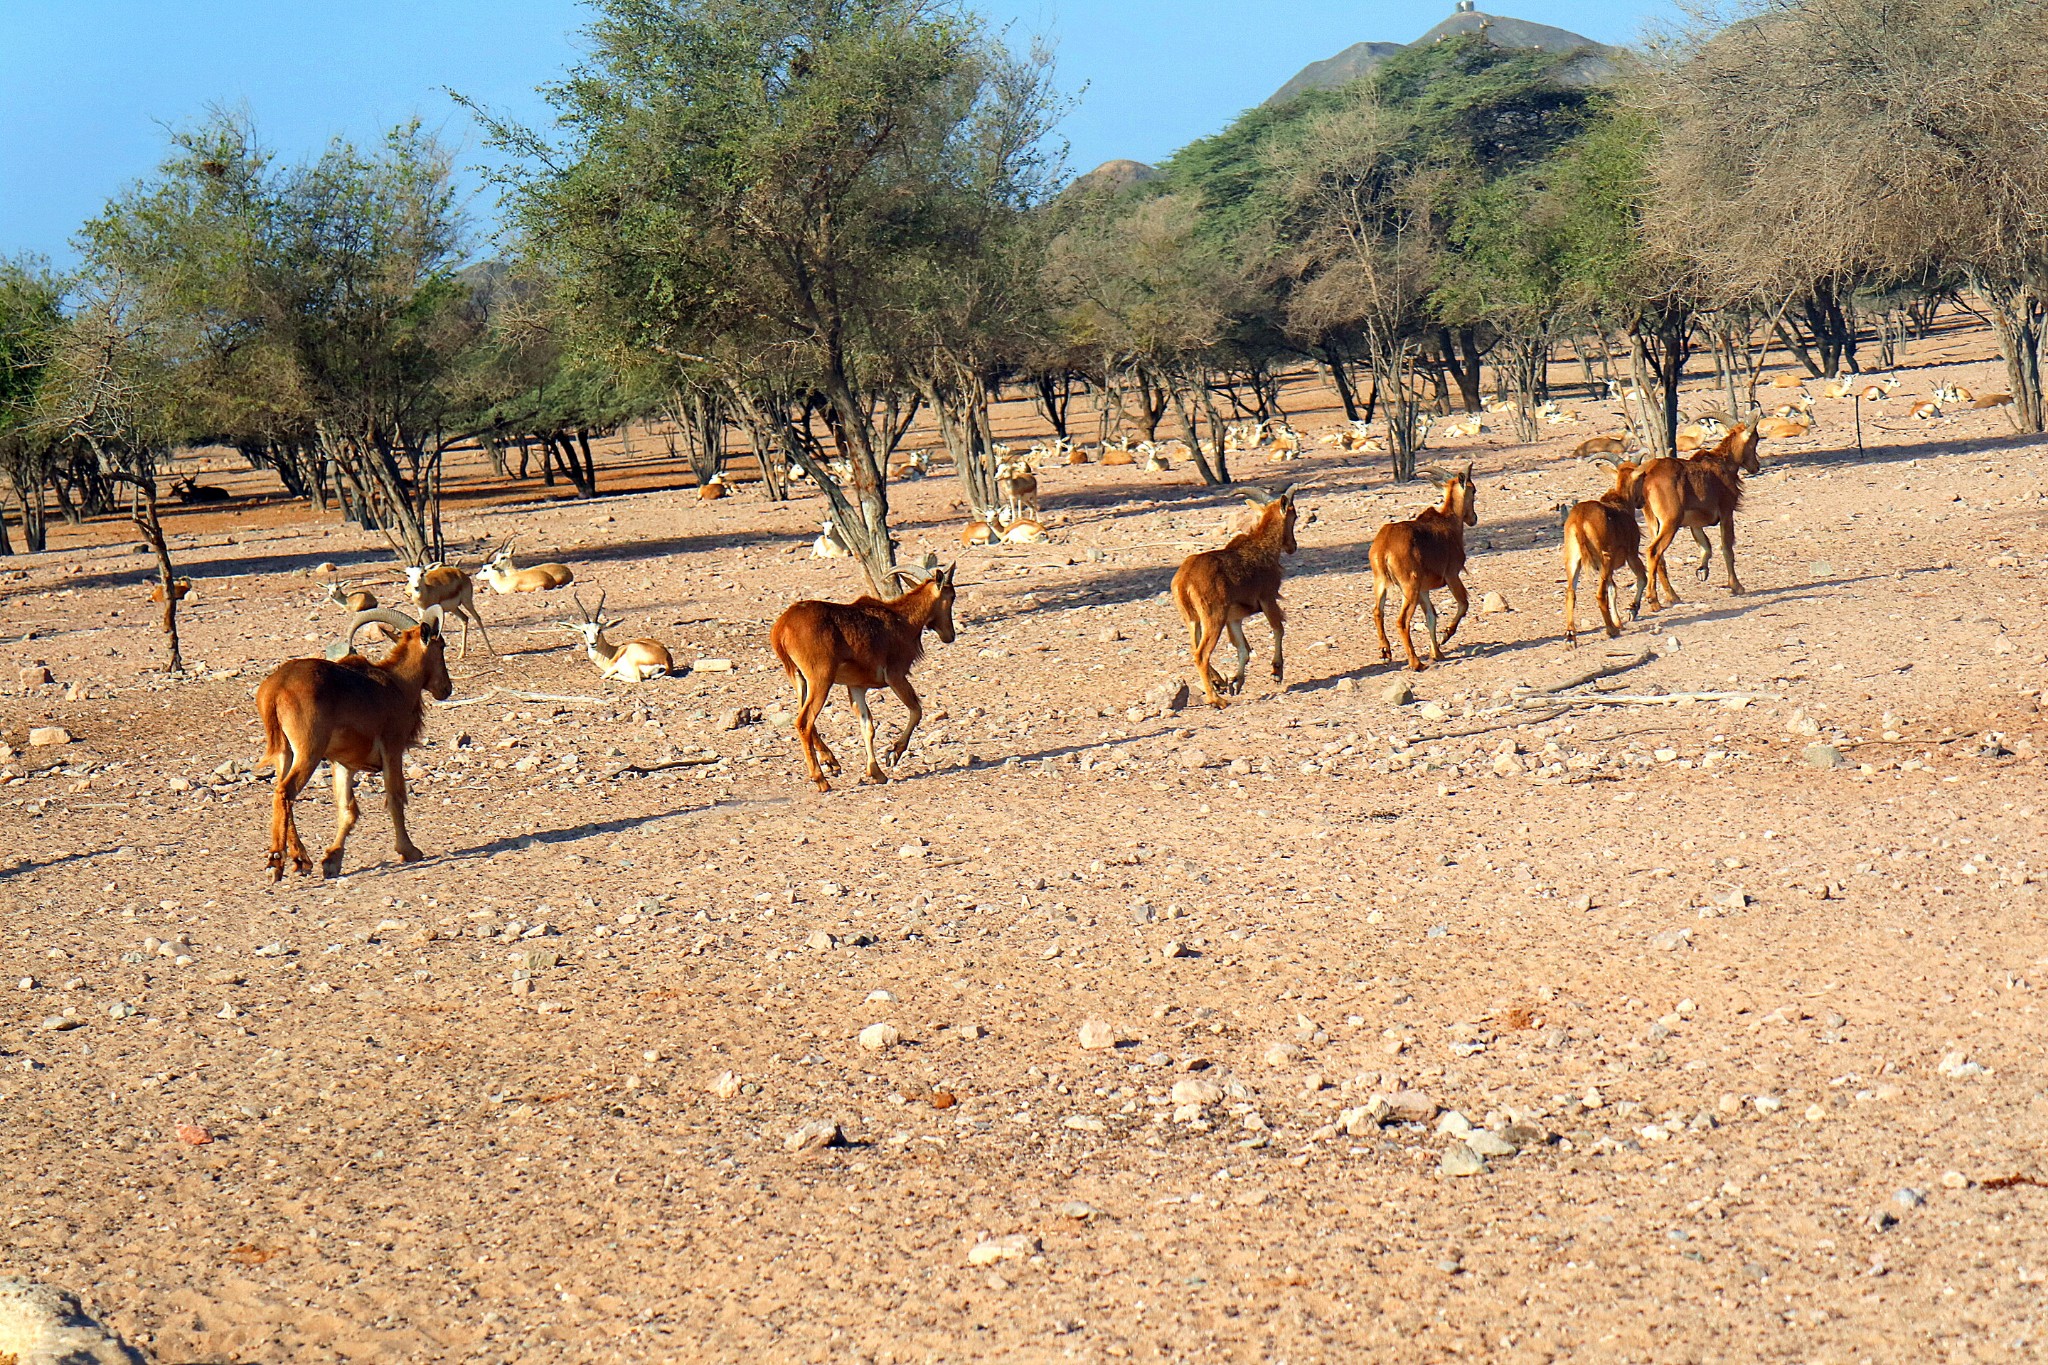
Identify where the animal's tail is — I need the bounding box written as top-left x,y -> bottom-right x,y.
258,696 -> 289,777
770,630 -> 797,681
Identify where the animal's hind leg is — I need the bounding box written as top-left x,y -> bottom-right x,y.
465,605 -> 495,657
1624,551 -> 1648,619
1595,557 -> 1623,638
791,669 -> 834,791
849,687 -> 886,784
1690,526 -> 1714,582
1373,575 -> 1394,665
320,763 -> 358,878
1191,612 -> 1229,709
382,753 -> 422,865
1396,589 -> 1426,672
1643,514 -> 1681,610
267,743 -> 317,880
1565,549 -> 1583,647
1225,619 -> 1251,695
1263,600 -> 1286,686
1419,591 -> 1444,664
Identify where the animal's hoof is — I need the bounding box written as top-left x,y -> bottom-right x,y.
398,847 -> 424,864
1728,585 -> 1746,596
812,779 -> 832,793
861,770 -> 889,786
1606,626 -> 1622,638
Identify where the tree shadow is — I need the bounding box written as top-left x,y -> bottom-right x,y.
0,846 -> 123,881
429,795 -> 792,862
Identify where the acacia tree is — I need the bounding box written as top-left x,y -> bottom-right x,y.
1650,0 -> 2048,431
85,115 -> 482,562
0,257 -> 66,552
475,0 -> 1060,591
1048,192 -> 1249,485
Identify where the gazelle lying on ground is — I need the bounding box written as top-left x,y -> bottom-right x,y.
481,537 -> 574,593
560,589 -> 672,682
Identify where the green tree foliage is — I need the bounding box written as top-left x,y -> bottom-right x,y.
0,256 -> 67,551
478,0 -> 1061,590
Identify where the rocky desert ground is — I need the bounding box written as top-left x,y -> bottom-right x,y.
4,324 -> 2046,1364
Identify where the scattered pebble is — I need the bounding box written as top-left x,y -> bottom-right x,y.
1077,1020 -> 1117,1051
785,1119 -> 846,1153
1439,1144 -> 1486,1178
858,1022 -> 901,1051
967,1233 -> 1040,1267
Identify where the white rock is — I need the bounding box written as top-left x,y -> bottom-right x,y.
1077,1020 -> 1117,1051
26,727 -> 71,747
859,1022 -> 902,1051
967,1233 -> 1040,1266
1062,1116 -> 1106,1132
784,1119 -> 845,1153
1479,591 -> 1511,614
1262,1041 -> 1305,1067
1170,1078 -> 1224,1107
0,1277 -> 144,1365
1435,1111 -> 1473,1138
709,1070 -> 742,1098
1439,1144 -> 1487,1177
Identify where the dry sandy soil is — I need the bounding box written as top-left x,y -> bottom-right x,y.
3,322 -> 2047,1365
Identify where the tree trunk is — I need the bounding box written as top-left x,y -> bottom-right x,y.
1167,373 -> 1228,486
1033,373 -> 1071,440
1375,347 -> 1426,482
1978,276 -> 2047,434
1320,345 -> 1360,423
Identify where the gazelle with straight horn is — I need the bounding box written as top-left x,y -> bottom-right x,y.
403,561 -> 491,658
560,589 -> 673,683
481,536 -> 574,594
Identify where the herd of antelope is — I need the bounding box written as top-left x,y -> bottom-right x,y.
250,361 -> 1939,880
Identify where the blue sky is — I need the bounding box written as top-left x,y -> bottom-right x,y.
0,0 -> 1666,266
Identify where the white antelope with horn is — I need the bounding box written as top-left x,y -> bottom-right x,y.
560,589 -> 673,682
481,537 -> 574,594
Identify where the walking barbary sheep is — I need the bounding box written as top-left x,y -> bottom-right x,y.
1638,424 -> 1760,607
1562,461 -> 1648,645
770,565 -> 958,792
1370,465 -> 1479,672
1171,485 -> 1302,708
254,607 -> 452,880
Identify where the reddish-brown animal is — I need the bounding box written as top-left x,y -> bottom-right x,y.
1563,461 -> 1647,645
1371,466 -> 1479,671
770,567 -> 958,792
1638,424 -> 1760,608
255,608 -> 452,880
1171,486 -> 1301,708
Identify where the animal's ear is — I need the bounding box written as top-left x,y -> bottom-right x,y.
1462,462 -> 1475,482
942,564 -> 957,587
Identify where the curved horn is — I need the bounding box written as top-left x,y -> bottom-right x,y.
887,566 -> 933,589
1239,488 -> 1273,507
346,607 -> 420,649
1462,462 -> 1475,481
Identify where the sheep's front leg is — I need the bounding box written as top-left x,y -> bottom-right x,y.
850,687 -> 887,784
